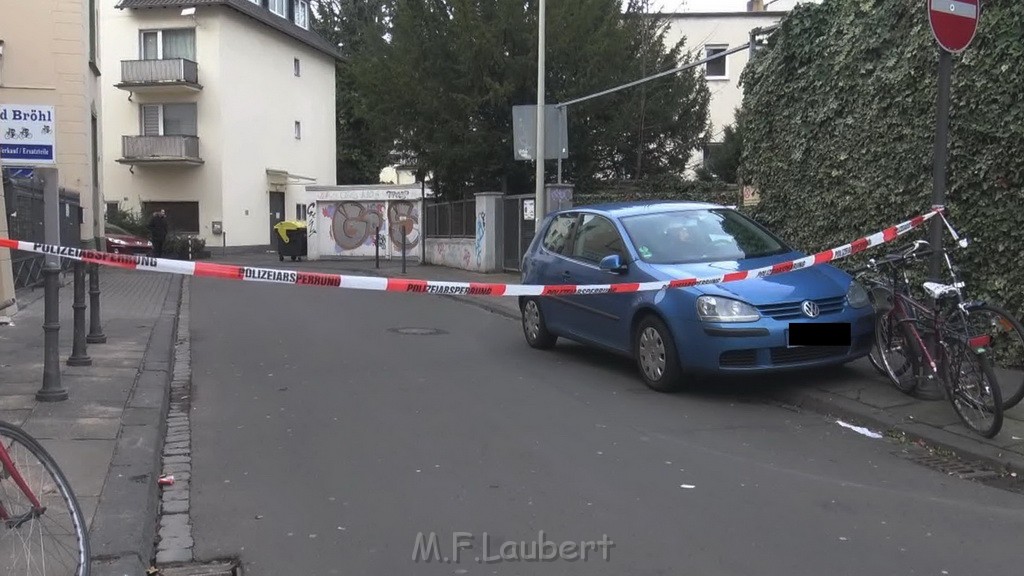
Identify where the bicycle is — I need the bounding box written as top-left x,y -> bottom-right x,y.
855,218 -> 1024,410
868,240 -> 1003,438
0,420 -> 91,575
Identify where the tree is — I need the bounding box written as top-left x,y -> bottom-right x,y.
333,0 -> 710,197
704,123 -> 743,184
311,1 -> 395,184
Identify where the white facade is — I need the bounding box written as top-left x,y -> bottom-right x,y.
662,1 -> 823,173
98,1 -> 337,247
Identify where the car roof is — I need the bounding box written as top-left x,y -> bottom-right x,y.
556,200 -> 726,219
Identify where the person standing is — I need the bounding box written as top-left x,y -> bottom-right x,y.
148,209 -> 168,257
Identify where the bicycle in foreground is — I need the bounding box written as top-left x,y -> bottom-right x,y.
0,419 -> 90,575
853,239 -> 1004,437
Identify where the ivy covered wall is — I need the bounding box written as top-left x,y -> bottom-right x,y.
739,0 -> 1024,316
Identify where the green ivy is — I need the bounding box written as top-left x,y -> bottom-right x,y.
739,0 -> 1024,319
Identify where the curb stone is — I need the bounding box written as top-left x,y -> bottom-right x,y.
771,386 -> 1024,476
155,277 -> 196,567
90,275 -> 182,576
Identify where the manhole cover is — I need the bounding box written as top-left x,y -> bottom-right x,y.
388,327 -> 448,336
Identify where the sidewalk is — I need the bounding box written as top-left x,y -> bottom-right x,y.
0,268 -> 181,576
208,252 -> 1024,477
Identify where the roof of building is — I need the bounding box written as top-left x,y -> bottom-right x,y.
115,0 -> 343,59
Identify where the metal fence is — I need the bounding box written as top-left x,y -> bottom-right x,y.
2,171 -> 82,289
424,198 -> 476,238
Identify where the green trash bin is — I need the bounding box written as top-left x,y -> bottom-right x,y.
274,220 -> 307,262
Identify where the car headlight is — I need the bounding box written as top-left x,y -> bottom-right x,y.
108,238 -> 127,245
696,296 -> 760,322
847,280 -> 870,308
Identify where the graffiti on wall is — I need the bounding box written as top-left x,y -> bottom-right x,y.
431,240 -> 475,270
329,201 -> 384,250
474,211 -> 485,267
388,201 -> 420,250
306,202 -> 318,239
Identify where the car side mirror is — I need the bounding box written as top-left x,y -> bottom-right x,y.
599,254 -> 628,274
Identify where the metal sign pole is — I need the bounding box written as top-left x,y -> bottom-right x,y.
929,49 -> 952,283
534,0 -> 547,220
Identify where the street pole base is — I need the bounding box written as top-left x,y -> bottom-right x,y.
67,355 -> 92,367
35,388 -> 69,402
87,334 -> 107,344
913,380 -> 947,401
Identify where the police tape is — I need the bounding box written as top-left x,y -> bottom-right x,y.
0,208 -> 942,297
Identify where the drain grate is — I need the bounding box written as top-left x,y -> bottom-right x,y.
901,452 -> 1000,480
388,327 -> 448,336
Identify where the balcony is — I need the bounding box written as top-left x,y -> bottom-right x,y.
116,59 -> 202,94
117,136 -> 204,166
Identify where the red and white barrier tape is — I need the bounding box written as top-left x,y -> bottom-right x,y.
0,209 -> 941,297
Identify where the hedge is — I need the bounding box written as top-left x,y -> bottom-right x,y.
739,0 -> 1024,318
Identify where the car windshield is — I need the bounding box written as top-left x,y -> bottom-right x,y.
620,208 -> 791,265
105,224 -> 130,236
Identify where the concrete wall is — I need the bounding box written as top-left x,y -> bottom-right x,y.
423,192 -> 500,273
0,0 -> 102,244
98,4 -> 336,247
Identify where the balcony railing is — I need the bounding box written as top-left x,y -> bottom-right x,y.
118,59 -> 201,90
119,135 -> 203,165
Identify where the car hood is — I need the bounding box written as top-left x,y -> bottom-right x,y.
645,251 -> 852,305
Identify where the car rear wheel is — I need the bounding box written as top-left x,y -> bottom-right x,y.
635,315 -> 683,392
522,298 -> 557,349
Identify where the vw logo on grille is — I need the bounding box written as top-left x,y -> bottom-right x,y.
801,300 -> 820,318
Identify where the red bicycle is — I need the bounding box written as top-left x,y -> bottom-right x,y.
0,420 -> 90,575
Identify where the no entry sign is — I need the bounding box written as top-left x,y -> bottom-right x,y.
928,0 -> 980,53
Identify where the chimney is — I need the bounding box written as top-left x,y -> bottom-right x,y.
748,0 -> 767,11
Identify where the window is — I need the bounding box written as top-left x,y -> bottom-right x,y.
541,214 -> 578,255
140,104 -> 198,136
294,58 -> 301,76
569,214 -> 626,264
140,28 -> 196,61
296,203 -> 307,220
269,0 -> 287,18
294,121 -> 301,139
704,44 -> 728,79
294,0 -> 309,29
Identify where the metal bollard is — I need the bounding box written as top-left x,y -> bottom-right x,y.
67,260 -> 91,366
375,225 -> 380,269
401,224 -> 407,275
87,262 -> 106,343
37,167 -> 67,401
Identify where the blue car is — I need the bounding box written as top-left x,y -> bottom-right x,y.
518,201 -> 875,392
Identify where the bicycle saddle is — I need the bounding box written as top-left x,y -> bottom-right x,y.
922,281 -> 959,299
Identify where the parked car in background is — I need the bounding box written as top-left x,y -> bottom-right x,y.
518,202 -> 876,392
104,223 -> 152,255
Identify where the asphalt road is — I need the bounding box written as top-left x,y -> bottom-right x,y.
189,277 -> 1024,576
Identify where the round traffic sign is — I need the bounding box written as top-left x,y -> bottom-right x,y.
928,0 -> 980,53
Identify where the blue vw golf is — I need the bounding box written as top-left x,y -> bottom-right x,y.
518,202 -> 876,392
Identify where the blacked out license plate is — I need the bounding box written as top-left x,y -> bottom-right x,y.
788,323 -> 851,347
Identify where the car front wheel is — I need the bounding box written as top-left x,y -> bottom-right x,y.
635,315 -> 684,392
521,298 -> 557,349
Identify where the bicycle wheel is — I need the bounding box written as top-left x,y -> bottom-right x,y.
874,309 -> 920,394
0,421 -> 90,576
947,304 -> 1024,410
866,284 -> 894,378
944,342 -> 1003,439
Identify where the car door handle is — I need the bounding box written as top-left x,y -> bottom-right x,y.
561,270 -> 572,282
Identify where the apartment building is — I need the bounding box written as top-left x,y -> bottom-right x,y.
0,0 -> 104,306
100,0 -> 340,248
662,0 -> 822,173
